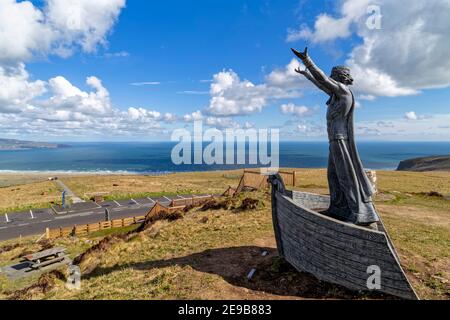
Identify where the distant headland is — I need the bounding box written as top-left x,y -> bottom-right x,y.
397,155 -> 450,172
0,139 -> 67,151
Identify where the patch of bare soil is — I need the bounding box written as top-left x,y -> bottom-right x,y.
0,243 -> 21,254
201,198 -> 235,211
418,191 -> 445,198
6,270 -> 66,300
377,205 -> 450,228
137,210 -> 184,232
398,249 -> 450,300
126,240 -> 394,300
200,197 -> 261,212
239,198 -> 260,211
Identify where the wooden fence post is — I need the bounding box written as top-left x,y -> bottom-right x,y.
293,171 -> 297,187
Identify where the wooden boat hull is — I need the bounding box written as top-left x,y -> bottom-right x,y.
271,187 -> 419,300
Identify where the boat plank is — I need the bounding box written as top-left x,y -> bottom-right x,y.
270,187 -> 419,300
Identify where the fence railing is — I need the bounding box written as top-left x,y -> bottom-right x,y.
169,195 -> 214,208
46,215 -> 146,239
45,195 -> 217,239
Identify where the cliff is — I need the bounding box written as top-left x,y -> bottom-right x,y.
397,155 -> 450,172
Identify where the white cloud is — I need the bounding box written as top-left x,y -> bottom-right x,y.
0,63 -> 46,113
0,1 -> 176,139
405,111 -> 418,121
289,121 -> 326,138
127,107 -> 161,121
265,59 -> 305,89
43,76 -> 112,115
404,111 -> 429,121
183,110 -> 204,122
177,90 -> 209,95
357,114 -> 450,140
0,0 -> 126,63
287,0 -> 371,43
204,116 -> 240,129
205,68 -> 302,117
243,121 -> 254,129
126,107 -> 176,123
182,110 -> 249,130
288,0 -> 450,97
46,0 -> 126,54
280,103 -> 314,117
130,82 -> 161,86
206,70 -> 266,116
104,51 -> 129,58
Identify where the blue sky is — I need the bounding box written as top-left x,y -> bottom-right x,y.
0,0 -> 449,141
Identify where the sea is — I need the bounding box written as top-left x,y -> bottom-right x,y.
0,141 -> 449,174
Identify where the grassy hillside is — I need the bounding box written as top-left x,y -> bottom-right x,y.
0,169 -> 449,300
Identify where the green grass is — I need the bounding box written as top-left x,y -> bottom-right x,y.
0,203 -> 53,216
384,192 -> 450,211
0,170 -> 449,300
87,225 -> 140,238
385,215 -> 450,260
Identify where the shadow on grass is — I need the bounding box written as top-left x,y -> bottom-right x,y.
85,246 -> 394,299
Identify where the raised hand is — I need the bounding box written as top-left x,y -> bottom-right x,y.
295,67 -> 309,77
291,47 -> 309,61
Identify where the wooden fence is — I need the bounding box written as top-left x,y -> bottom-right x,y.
46,215 -> 146,239
45,194 -> 218,239
233,169 -> 298,195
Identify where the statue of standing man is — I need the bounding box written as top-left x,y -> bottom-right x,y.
292,47 -> 379,228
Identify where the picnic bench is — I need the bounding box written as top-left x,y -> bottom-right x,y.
22,247 -> 70,270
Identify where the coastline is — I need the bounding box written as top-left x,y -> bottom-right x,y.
0,167 -> 395,177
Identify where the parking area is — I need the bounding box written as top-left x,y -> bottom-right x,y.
0,193 -> 218,241
51,202 -> 102,215
0,209 -> 54,227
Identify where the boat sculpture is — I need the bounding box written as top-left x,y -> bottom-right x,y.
269,174 -> 419,300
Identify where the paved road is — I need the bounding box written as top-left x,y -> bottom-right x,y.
55,179 -> 84,204
0,194 -> 209,241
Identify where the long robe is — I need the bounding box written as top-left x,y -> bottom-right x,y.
326,92 -> 380,225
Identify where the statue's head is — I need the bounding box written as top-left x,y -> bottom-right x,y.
331,66 -> 353,85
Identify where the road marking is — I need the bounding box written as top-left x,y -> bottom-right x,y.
177,195 -> 186,199
0,226 -> 6,230
55,211 -> 94,220
42,219 -> 52,222
30,210 -> 35,219
147,197 -> 155,203
17,223 -> 29,227
5,213 -> 10,223
79,212 -> 93,217
113,200 -> 122,207
131,199 -> 140,205
163,196 -> 172,202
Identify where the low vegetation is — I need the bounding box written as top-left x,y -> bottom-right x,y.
0,169 -> 448,300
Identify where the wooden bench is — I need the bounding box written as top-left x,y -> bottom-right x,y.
22,247 -> 68,270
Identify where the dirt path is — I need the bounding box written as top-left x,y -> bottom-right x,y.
55,180 -> 84,204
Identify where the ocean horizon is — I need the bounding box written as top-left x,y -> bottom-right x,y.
0,141 -> 449,174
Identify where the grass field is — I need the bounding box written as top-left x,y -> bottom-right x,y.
0,169 -> 448,300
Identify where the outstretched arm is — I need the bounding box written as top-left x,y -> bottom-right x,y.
295,67 -> 332,96
292,48 -> 343,94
